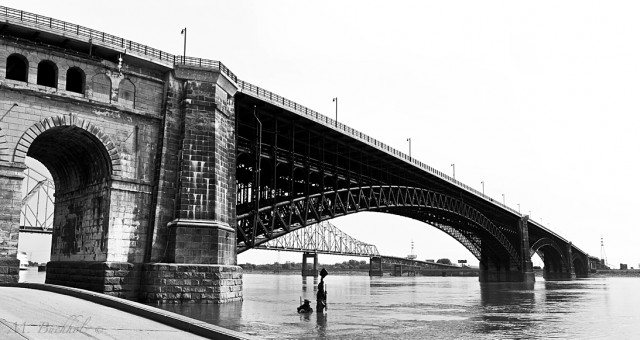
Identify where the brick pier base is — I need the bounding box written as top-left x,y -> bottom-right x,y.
45,261 -> 141,299
140,263 -> 242,304
0,258 -> 19,283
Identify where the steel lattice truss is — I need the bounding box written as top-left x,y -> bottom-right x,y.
379,255 -> 461,269
255,220 -> 380,257
21,166 -> 55,231
237,185 -> 520,267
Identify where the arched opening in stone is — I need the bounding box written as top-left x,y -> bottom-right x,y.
65,67 -> 85,94
6,54 -> 28,82
26,125 -> 112,267
36,60 -> 58,88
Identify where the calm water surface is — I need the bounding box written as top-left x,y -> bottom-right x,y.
157,273 -> 640,339
20,270 -> 640,339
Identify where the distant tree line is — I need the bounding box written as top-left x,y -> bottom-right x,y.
240,259 -> 399,271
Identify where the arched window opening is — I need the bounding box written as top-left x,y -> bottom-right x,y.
118,78 -> 135,108
37,60 -> 58,88
65,67 -> 85,94
6,54 -> 28,82
91,73 -> 111,102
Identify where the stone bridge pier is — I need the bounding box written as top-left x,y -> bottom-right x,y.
479,217 -> 535,283
140,66 -> 242,303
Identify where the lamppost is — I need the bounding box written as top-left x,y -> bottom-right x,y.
502,193 -> 505,205
332,97 -> 338,126
407,138 -> 412,158
180,27 -> 187,64
451,163 -> 455,179
481,181 -> 484,195
517,203 -> 520,213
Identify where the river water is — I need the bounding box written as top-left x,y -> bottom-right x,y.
20,270 -> 640,339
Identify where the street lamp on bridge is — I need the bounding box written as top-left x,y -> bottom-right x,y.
332,97 -> 338,126
481,181 -> 484,195
180,27 -> 187,64
451,163 -> 455,179
502,193 -> 505,205
407,138 -> 411,158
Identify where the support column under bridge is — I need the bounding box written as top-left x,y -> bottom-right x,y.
479,216 -> 535,283
302,252 -> 318,277
140,66 -> 242,303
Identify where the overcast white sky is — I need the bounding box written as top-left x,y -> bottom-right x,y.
8,1 -> 640,268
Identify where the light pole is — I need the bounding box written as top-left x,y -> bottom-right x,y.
517,203 -> 520,213
502,193 -> 505,205
451,164 -> 455,179
481,181 -> 484,195
407,138 -> 412,158
181,27 -> 187,63
332,97 -> 338,126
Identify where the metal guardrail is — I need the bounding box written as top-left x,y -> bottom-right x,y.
0,5 -> 574,248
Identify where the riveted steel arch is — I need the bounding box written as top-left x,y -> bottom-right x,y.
530,237 -> 565,260
237,185 -> 520,265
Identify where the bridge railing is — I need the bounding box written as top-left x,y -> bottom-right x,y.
0,6 -> 176,63
0,5 -> 521,218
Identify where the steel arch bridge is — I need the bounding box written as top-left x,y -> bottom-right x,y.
234,85 -> 591,282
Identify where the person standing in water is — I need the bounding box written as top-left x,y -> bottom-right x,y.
317,268 -> 328,312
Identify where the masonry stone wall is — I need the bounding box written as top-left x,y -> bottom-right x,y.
0,31 -> 242,302
140,263 -> 242,303
46,261 -> 141,299
0,39 -> 166,286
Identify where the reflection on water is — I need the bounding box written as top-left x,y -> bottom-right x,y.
19,269 -> 640,339
158,274 -> 640,339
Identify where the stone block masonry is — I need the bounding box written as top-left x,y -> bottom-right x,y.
46,261 -> 141,300
141,263 -> 242,303
0,258 -> 19,283
0,19 -> 242,303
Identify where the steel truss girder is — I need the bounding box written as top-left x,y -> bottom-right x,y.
255,220 -> 380,257
237,185 -> 521,266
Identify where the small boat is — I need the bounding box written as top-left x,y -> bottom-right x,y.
17,251 -> 28,270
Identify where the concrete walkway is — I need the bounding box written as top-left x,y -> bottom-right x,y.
0,284 -> 257,340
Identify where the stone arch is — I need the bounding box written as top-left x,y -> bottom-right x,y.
118,78 -> 135,108
91,73 -> 111,102
12,115 -> 122,178
6,53 -> 28,82
37,60 -> 58,88
0,127 -> 8,162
